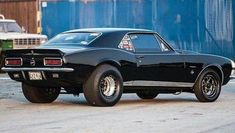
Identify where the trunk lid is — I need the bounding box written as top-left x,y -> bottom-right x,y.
4,49 -> 63,67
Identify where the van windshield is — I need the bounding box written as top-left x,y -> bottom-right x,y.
43,32 -> 101,46
0,22 -> 22,33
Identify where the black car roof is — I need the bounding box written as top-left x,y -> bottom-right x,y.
58,28 -> 156,48
64,28 -> 153,34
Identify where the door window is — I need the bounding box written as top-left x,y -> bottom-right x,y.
155,35 -> 172,52
129,34 -> 161,52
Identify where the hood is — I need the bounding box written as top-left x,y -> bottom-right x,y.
0,32 -> 47,40
175,49 -> 200,55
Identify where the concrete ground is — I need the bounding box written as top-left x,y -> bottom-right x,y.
0,73 -> 235,133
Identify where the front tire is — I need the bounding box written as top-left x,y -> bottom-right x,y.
83,64 -> 123,106
194,69 -> 221,102
22,83 -> 60,103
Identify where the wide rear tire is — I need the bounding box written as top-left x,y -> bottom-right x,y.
194,69 -> 221,102
22,83 -> 60,103
83,64 -> 123,106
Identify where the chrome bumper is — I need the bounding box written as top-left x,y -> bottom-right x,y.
230,68 -> 235,79
1,67 -> 74,72
230,60 -> 235,78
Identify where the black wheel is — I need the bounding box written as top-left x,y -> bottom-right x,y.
136,90 -> 159,99
83,64 -> 123,106
22,83 -> 61,103
194,69 -> 221,102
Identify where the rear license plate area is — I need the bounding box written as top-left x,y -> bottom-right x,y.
28,72 -> 42,80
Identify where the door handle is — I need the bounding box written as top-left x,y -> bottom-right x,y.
136,55 -> 144,59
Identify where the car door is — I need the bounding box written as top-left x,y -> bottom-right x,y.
129,33 -> 187,87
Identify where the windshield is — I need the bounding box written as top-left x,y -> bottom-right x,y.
43,32 -> 101,46
0,22 -> 22,33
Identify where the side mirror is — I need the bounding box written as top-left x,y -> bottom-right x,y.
21,26 -> 27,33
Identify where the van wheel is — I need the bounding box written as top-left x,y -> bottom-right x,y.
83,64 -> 123,106
22,83 -> 60,103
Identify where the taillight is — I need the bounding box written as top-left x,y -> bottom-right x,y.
44,58 -> 62,66
5,58 -> 22,66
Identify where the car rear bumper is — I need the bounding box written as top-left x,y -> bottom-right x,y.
1,67 -> 74,72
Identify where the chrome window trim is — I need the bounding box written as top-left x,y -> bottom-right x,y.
128,33 -> 162,53
118,31 -> 154,52
1,67 -> 74,72
153,32 -> 175,51
154,34 -> 171,52
119,31 -> 174,53
124,81 -> 194,88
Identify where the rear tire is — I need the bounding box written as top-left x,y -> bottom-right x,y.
136,90 -> 159,99
83,64 -> 123,106
22,83 -> 60,103
194,69 -> 221,102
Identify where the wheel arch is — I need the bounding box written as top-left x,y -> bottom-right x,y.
97,60 -> 121,70
194,64 -> 224,86
83,60 -> 123,106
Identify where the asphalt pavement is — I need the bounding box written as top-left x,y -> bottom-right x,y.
0,73 -> 235,133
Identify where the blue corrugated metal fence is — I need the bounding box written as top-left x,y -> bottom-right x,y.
41,0 -> 235,59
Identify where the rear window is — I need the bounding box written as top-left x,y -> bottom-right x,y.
44,32 -> 101,46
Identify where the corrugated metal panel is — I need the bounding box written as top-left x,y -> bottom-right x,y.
0,0 -> 38,33
41,0 -> 235,59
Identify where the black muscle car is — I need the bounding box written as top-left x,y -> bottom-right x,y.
2,28 -> 235,106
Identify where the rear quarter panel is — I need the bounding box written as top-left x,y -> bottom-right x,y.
63,48 -> 137,81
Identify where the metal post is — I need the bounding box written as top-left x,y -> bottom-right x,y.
233,1 -> 235,60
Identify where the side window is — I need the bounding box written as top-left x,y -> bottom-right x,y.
159,41 -> 170,52
0,23 -> 4,32
155,34 -> 172,52
118,35 -> 134,51
129,34 -> 161,52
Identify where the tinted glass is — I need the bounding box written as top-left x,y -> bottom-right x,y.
118,35 -> 134,51
156,37 -> 170,52
6,22 -> 22,32
0,23 -> 4,32
43,32 -> 101,46
159,42 -> 170,52
130,34 -> 161,52
0,22 -> 22,33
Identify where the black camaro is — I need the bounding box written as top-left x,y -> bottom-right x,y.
2,28 -> 235,106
